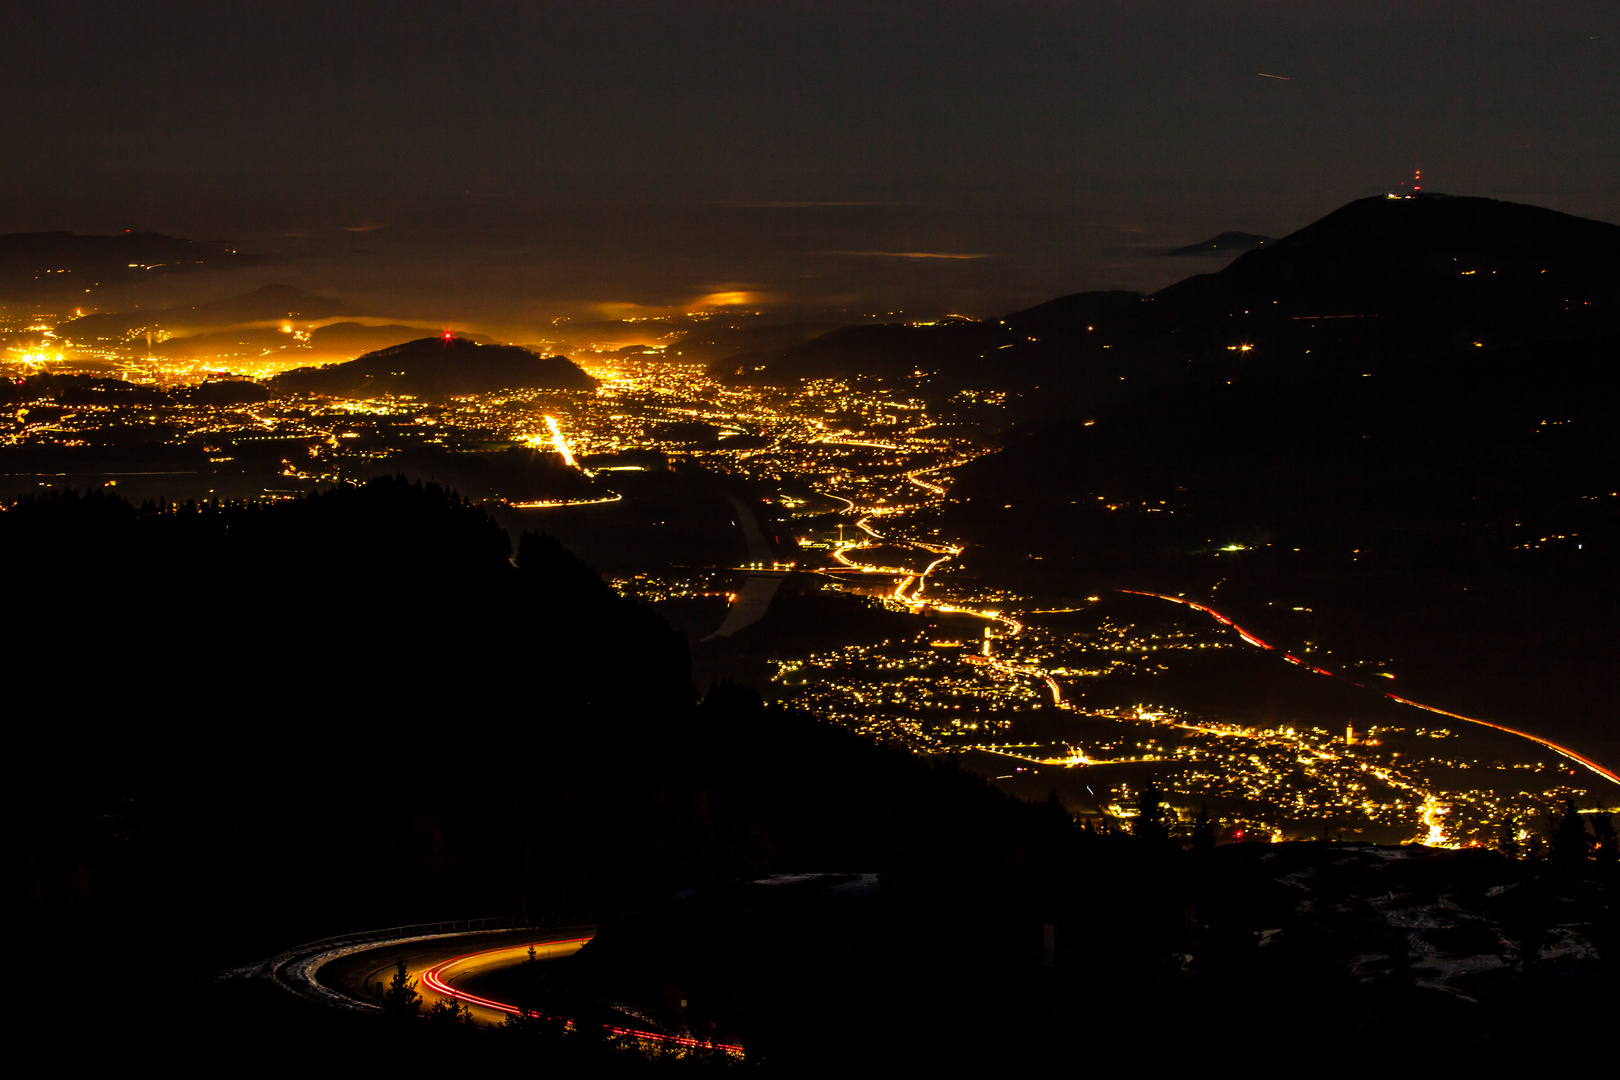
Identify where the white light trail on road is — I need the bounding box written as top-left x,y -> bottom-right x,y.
544,414 -> 578,469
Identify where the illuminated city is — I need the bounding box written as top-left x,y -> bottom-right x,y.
7,321 -> 1613,856
10,3 -> 1619,1067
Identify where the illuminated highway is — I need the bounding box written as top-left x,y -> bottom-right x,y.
543,414 -> 581,470
417,935 -> 590,1021
311,925 -> 743,1054
1120,589 -> 1620,789
803,431 -> 1078,712
508,491 -> 623,509
314,927 -> 588,1025
420,938 -> 744,1055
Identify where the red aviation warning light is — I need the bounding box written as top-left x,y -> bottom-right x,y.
1413,168 -> 1422,193
442,330 -> 454,341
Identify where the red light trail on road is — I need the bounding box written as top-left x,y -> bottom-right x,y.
419,939 -> 746,1056
1381,693 -> 1620,786
1118,590 -> 1620,788
1119,590 -> 1273,649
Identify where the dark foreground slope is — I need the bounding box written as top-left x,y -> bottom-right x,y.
273,335 -> 597,397
4,480 -> 1145,1063
6,479 -> 686,777
10,481 -> 1615,1067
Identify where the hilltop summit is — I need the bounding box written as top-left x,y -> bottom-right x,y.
724,194 -> 1620,404
1162,231 -> 1271,257
1006,192 -> 1620,385
1153,193 -> 1620,326
272,335 -> 597,397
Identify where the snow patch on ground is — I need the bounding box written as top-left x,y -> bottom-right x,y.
1376,904 -> 1449,929
1412,952 -> 1509,978
1360,846 -> 1431,861
750,872 -> 881,897
1541,927 -> 1599,961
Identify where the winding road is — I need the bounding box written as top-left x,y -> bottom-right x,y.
287,924 -> 744,1054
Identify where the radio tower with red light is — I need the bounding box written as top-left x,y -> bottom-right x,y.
1413,168 -> 1421,194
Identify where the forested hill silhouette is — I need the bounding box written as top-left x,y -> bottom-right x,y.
6,477 -> 686,780
1140,193 -> 1620,349
272,335 -> 597,397
714,194 -> 1620,413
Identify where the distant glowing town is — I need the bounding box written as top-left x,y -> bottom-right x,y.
5,310 -> 1615,849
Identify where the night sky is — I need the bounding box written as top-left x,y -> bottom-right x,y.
6,1 -> 1618,323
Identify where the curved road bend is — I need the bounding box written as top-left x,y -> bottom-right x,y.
316,927 -> 591,1026
310,926 -> 746,1054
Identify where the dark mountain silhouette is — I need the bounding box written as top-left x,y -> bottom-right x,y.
179,377 -> 274,406
61,283 -> 346,340
0,371 -> 172,408
151,326 -> 305,358
0,230 -> 261,297
309,321 -> 494,357
1002,288 -> 1146,329
721,194 -> 1620,415
945,196 -> 1620,771
1143,193 -> 1620,350
137,321 -> 496,363
710,320 -> 1014,387
1010,193 -> 1620,390
1162,230 -> 1271,256
271,336 -> 597,397
665,320 -> 838,361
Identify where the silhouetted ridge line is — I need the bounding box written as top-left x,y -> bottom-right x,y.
272,336 -> 597,397
1162,231 -> 1271,257
0,230 -> 262,297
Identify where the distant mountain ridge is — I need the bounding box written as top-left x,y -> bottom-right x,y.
309,321 -> 494,357
1162,231 -> 1271,257
1151,193 -> 1620,322
0,230 -> 262,297
124,319 -> 495,363
717,193 -> 1620,414
62,284 -> 346,341
1025,193 -> 1620,356
272,335 -> 596,397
